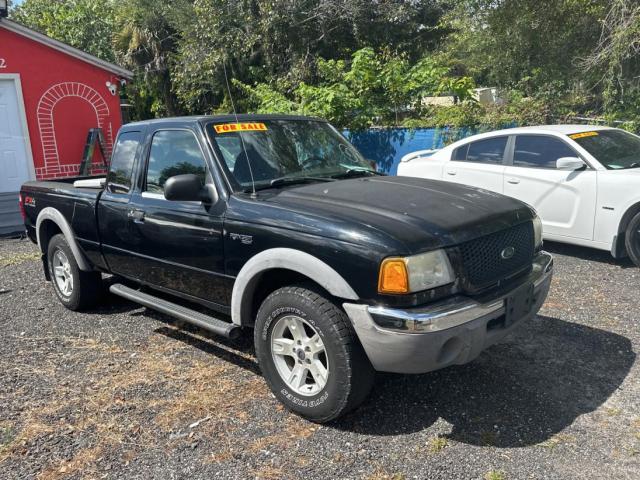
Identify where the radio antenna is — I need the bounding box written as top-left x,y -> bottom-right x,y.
223,61 -> 257,197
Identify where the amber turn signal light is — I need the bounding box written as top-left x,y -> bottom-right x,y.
378,258 -> 409,294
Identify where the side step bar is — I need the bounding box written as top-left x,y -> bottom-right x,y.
109,283 -> 241,339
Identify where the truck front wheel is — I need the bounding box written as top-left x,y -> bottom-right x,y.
47,234 -> 102,311
254,284 -> 374,422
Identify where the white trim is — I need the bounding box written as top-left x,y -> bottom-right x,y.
36,207 -> 93,271
73,178 -> 105,188
0,73 -> 35,181
231,248 -> 359,326
0,19 -> 133,79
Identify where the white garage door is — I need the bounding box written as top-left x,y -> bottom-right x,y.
0,77 -> 32,234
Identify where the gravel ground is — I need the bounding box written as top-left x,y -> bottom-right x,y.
0,236 -> 638,480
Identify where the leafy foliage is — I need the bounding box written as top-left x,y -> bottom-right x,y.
9,0 -> 640,130
12,0 -> 117,62
236,48 -> 473,129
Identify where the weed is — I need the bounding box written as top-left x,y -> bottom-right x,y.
428,436 -> 448,453
484,470 -> 506,480
0,252 -> 40,267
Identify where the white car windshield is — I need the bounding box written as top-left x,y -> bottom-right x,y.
570,129 -> 640,170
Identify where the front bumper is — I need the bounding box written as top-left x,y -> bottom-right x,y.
343,251 -> 553,374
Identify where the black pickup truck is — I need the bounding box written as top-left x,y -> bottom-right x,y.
20,115 -> 553,422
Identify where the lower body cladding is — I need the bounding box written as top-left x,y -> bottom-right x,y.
343,251 -> 553,374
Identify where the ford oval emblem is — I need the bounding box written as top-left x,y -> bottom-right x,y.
501,246 -> 516,260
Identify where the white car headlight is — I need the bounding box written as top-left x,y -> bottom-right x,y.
378,249 -> 454,294
532,215 -> 543,248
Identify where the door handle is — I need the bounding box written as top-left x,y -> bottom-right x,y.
445,170 -> 457,176
127,209 -> 145,223
507,178 -> 521,185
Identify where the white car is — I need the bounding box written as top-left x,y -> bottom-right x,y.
398,125 -> 640,266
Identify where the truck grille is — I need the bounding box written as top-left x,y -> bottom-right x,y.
458,221 -> 534,292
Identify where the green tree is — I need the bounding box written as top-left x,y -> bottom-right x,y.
237,48 -> 471,128
581,0 -> 640,116
113,0 -> 188,117
11,0 -> 117,62
441,0 -> 607,97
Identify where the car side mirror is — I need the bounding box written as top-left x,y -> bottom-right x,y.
164,174 -> 218,204
556,157 -> 586,171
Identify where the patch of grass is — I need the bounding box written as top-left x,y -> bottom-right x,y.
538,434 -> 575,450
484,470 -> 506,480
366,467 -> 406,480
250,464 -> 285,480
249,417 -> 319,453
604,407 -> 622,416
427,436 -> 448,453
38,446 -> 103,480
0,333 -> 269,474
0,251 -> 40,267
0,425 -> 15,446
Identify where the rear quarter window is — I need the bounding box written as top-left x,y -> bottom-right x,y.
466,137 -> 507,164
452,144 -> 469,161
107,131 -> 141,194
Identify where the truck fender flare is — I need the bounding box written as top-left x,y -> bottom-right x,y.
36,207 -> 93,271
231,248 -> 359,326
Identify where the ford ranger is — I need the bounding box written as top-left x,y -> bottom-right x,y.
20,115 -> 553,422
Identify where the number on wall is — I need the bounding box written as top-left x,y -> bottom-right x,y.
0,58 -> 6,69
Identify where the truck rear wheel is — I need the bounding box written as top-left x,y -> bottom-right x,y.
254,284 -> 374,423
47,234 -> 102,311
625,212 -> 640,267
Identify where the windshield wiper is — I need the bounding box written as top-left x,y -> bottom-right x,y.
330,169 -> 386,179
252,176 -> 334,191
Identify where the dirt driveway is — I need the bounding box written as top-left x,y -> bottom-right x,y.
0,237 -> 638,479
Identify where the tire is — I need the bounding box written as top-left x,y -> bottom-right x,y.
47,234 -> 102,311
625,212 -> 640,267
254,284 -> 374,423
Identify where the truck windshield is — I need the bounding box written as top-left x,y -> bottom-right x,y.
570,129 -> 640,170
206,119 -> 376,190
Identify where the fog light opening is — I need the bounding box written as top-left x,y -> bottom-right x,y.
437,336 -> 463,365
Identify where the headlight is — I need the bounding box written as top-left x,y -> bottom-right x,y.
378,249 -> 454,294
532,215 -> 543,248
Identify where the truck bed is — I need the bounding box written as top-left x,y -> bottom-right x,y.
21,178 -> 105,268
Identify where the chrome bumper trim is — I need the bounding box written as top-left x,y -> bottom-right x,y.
367,251 -> 553,333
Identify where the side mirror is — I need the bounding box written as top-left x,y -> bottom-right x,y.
556,157 -> 586,171
164,174 -> 218,204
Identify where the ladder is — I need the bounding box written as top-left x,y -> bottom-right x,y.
79,128 -> 108,176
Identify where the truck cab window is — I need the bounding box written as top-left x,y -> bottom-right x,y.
145,130 -> 207,194
107,131 -> 141,194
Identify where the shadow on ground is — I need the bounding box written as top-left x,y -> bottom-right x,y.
96,290 -> 635,449
331,315 -> 635,447
543,240 -> 634,268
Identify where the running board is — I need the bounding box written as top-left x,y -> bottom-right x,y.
109,283 -> 240,339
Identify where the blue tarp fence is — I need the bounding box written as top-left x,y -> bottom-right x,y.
343,126 -> 503,174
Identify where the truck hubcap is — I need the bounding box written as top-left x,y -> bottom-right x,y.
271,315 -> 329,396
53,250 -> 73,297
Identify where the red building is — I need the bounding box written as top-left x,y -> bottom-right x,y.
0,18 -> 132,233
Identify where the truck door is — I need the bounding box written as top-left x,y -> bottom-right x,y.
125,128 -> 231,307
98,130 -> 145,277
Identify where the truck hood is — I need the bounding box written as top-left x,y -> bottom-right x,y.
228,176 -> 535,254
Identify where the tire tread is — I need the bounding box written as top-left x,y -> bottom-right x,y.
255,283 -> 374,422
